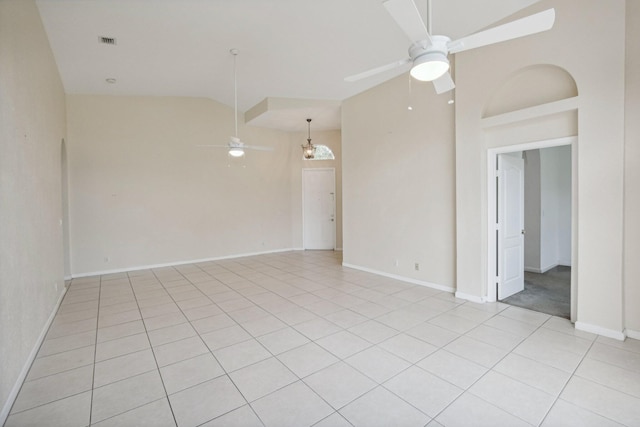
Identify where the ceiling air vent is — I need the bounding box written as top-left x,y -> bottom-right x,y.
99,36 -> 117,45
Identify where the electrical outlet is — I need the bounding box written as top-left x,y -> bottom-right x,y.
394,259 -> 399,267
104,257 -> 110,263
414,263 -> 420,271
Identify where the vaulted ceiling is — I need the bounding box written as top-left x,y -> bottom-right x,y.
36,0 -> 539,131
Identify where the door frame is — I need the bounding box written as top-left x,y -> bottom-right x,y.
302,167 -> 336,250
486,136 -> 578,321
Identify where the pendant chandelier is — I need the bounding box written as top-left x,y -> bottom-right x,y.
301,118 -> 315,160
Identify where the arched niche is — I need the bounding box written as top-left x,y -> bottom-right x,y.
483,65 -> 578,119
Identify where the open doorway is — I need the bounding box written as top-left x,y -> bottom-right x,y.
487,137 -> 577,321
502,147 -> 572,318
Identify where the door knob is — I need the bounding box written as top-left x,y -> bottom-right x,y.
521,229 -> 526,235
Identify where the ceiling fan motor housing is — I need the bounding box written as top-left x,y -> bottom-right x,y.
409,35 -> 450,61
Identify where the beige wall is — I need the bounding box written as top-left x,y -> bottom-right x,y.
342,74 -> 456,289
67,95 -> 295,275
289,129 -> 343,250
625,0 -> 640,335
0,0 -> 66,418
455,0 -> 627,335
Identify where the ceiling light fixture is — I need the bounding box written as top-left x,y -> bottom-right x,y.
105,78 -> 117,84
408,36 -> 450,82
228,148 -> 245,157
302,119 -> 315,160
410,52 -> 449,81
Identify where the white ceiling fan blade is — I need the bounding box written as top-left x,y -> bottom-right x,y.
345,58 -> 411,82
432,72 -> 455,94
244,145 -> 274,152
448,8 -> 555,54
383,0 -> 431,43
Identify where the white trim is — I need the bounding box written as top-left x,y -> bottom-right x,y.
0,288 -> 67,425
524,267 -> 543,274
487,137 -> 577,310
71,248 -> 301,278
342,262 -> 455,293
63,275 -> 73,281
334,247 -> 343,251
625,329 -> 640,340
481,96 -> 579,129
455,292 -> 486,304
575,321 -> 626,341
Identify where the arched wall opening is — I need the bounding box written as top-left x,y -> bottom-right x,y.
480,64 -> 579,321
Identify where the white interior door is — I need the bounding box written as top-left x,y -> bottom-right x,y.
498,154 -> 525,299
303,168 -> 335,250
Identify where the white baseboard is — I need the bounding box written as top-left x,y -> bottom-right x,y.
341,263 -> 455,293
0,287 -> 67,425
540,263 -> 559,274
454,291 -> 486,304
625,329 -> 640,340
71,248 -> 302,278
525,262 -> 571,274
575,321 -> 626,341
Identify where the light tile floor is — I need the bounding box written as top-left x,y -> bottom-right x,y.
6,251 -> 640,427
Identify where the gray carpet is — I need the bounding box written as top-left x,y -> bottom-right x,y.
502,266 -> 571,319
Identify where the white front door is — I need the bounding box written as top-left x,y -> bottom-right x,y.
498,154 -> 525,299
303,168 -> 336,250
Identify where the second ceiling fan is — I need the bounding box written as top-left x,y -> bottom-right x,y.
346,0 -> 556,94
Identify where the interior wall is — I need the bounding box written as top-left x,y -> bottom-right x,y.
456,0 -> 625,336
524,146 -> 572,272
546,145 -> 572,266
455,0 -> 626,334
625,0 -> 640,335
66,95 -> 294,275
61,139 -> 71,278
289,129 -> 342,250
342,74 -> 456,289
0,0 -> 66,418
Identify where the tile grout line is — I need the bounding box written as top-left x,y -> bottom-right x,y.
87,275 -> 103,426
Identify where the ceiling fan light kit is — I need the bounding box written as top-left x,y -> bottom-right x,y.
409,36 -> 450,81
228,148 -> 245,157
228,137 -> 245,158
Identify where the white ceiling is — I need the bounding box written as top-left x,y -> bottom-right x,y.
36,0 -> 539,132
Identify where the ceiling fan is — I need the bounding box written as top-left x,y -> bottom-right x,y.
345,0 -> 555,94
199,49 -> 273,157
